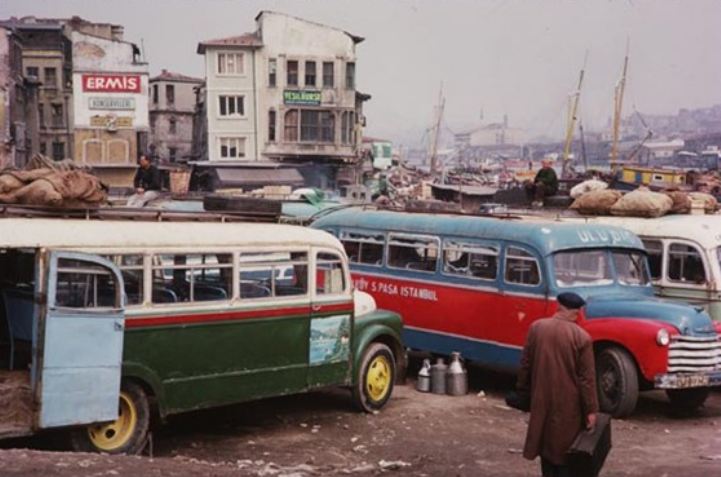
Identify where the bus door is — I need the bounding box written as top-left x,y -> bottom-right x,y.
308,250 -> 353,387
500,245 -> 549,361
36,251 -> 125,429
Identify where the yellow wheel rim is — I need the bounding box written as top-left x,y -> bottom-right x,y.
366,355 -> 392,402
87,391 -> 137,452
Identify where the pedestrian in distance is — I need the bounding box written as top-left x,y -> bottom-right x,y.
516,292 -> 599,477
127,154 -> 162,207
524,158 -> 559,207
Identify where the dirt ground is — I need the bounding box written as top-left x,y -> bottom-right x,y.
1,363 -> 721,477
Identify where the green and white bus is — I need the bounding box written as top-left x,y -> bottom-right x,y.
0,217 -> 404,453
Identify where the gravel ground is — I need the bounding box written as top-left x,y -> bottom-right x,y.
1,364 -> 720,476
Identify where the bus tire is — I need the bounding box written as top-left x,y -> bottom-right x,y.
352,342 -> 396,413
666,388 -> 710,412
596,347 -> 639,418
70,381 -> 150,455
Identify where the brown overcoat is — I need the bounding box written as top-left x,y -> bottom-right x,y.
517,314 -> 599,465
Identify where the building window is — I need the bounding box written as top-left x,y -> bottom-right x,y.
217,52 -> 244,75
166,84 -> 175,105
300,110 -> 335,143
152,84 -> 158,104
345,62 -> 355,89
38,103 -> 45,128
218,95 -> 245,117
268,58 -> 277,87
168,147 -> 177,162
284,110 -> 299,142
52,141 -> 65,161
268,110 -> 276,142
44,67 -> 57,88
26,66 -> 39,78
39,142 -> 46,155
322,61 -> 334,88
305,61 -> 316,87
219,137 -> 245,159
169,117 -> 177,134
51,103 -> 64,128
341,111 -> 355,144
287,60 -> 298,86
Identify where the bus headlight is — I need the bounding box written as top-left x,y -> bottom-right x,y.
656,329 -> 670,346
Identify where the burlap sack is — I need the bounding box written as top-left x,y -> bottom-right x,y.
0,170 -> 106,207
570,179 -> 608,199
570,189 -> 623,215
688,192 -> 718,213
665,191 -> 691,214
610,187 -> 673,218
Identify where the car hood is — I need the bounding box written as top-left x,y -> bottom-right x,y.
584,293 -> 716,337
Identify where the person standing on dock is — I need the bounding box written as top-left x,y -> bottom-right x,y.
525,158 -> 558,207
127,154 -> 162,207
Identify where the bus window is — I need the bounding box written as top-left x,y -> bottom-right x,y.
668,243 -> 706,284
387,234 -> 438,273
239,252 -> 308,299
553,250 -> 612,287
152,254 -> 232,303
340,231 -> 384,266
642,239 -> 663,280
442,241 -> 498,281
316,252 -> 346,295
504,247 -> 541,286
612,251 -> 650,286
103,254 -> 144,305
56,258 -> 119,308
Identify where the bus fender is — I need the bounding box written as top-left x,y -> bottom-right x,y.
121,361 -> 167,419
352,324 -> 405,384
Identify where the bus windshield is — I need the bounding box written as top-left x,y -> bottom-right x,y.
553,250 -> 649,288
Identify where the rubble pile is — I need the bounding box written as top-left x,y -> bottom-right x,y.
0,154 -> 107,208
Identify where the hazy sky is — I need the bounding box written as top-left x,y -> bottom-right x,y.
3,0 -> 721,145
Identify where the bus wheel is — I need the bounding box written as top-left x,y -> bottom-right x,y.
666,388 -> 710,412
71,382 -> 150,455
353,343 -> 396,412
596,347 -> 639,418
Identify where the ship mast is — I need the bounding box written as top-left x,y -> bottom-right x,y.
562,52 -> 588,178
610,40 -> 630,166
428,83 -> 445,174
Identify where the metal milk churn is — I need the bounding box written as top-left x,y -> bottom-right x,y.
416,358 -> 432,392
446,352 -> 468,396
430,357 -> 448,394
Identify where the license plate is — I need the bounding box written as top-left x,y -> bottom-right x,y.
673,374 -> 710,388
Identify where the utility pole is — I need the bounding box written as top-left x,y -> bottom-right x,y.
428,83 -> 445,175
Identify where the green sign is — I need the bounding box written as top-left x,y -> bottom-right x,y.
284,90 -> 321,106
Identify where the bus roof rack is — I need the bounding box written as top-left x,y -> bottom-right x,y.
0,204 -> 279,223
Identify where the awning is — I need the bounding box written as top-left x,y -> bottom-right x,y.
214,167 -> 305,188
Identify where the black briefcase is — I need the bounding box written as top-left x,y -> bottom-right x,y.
566,413 -> 612,477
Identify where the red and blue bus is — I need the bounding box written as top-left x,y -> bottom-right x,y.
313,209 -> 721,417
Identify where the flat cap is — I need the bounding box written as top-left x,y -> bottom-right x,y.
557,292 -> 586,310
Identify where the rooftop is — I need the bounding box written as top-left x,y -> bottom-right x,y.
150,69 -> 204,84
197,32 -> 262,54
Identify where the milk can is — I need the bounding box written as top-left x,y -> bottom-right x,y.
416,358 -> 431,392
430,357 -> 447,394
446,351 -> 468,396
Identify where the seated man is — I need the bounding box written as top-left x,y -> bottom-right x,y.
524,159 -> 558,207
127,154 -> 161,207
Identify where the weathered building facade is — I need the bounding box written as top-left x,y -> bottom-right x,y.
71,28 -> 149,186
196,11 -> 367,166
0,25 -> 40,168
3,19 -> 74,161
149,70 -> 203,163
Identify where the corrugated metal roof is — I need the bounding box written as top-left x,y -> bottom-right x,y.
215,168 -> 304,188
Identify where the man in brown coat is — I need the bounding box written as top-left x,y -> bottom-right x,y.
517,292 -> 599,477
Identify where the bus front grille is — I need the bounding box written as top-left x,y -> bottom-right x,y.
667,335 -> 721,373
